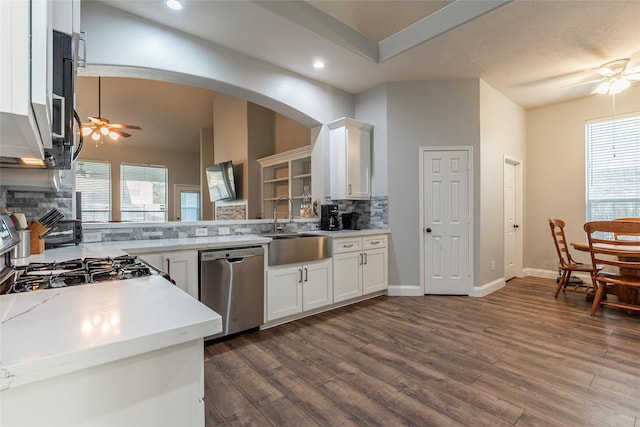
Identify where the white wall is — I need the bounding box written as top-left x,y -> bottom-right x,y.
478,81 -> 527,286
81,2 -> 354,128
525,85 -> 640,273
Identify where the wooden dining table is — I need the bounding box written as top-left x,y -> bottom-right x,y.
571,241 -> 640,306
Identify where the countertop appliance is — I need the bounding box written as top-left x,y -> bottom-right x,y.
44,220 -> 82,248
0,255 -> 155,295
341,212 -> 360,230
199,246 -> 264,340
320,204 -> 340,231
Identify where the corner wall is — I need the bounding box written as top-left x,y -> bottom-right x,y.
525,85 -> 640,273
478,81 -> 527,288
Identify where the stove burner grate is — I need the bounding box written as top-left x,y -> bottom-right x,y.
6,256 -> 153,294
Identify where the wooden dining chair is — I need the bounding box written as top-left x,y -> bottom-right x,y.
613,217 -> 640,240
583,220 -> 640,315
548,218 -> 598,298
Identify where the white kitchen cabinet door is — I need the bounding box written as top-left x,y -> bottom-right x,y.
328,118 -> 372,200
134,250 -> 198,299
362,247 -> 387,295
266,265 -> 303,321
333,251 -> 362,303
164,250 -> 198,299
302,260 -> 333,311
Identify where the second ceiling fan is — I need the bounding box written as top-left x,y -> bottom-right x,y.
82,77 -> 141,143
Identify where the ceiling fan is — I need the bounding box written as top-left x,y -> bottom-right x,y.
583,58 -> 640,95
82,77 -> 141,143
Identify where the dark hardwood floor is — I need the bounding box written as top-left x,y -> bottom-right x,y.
203,277 -> 640,426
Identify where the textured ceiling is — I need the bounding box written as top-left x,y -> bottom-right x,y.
83,0 -> 640,153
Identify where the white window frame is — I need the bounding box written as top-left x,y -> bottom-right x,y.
120,163 -> 168,222
585,113 -> 640,221
75,160 -> 112,222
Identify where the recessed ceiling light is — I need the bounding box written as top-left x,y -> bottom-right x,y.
313,60 -> 325,69
166,0 -> 182,11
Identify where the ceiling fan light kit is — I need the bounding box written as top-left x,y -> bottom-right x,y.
590,58 -> 640,95
82,77 -> 141,145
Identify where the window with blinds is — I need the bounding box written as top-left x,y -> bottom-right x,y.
586,114 -> 640,221
120,164 -> 168,222
76,161 -> 112,222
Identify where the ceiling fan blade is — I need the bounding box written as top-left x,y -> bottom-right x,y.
596,67 -> 616,77
561,78 -> 604,88
110,123 -> 142,130
109,128 -> 132,137
626,72 -> 640,81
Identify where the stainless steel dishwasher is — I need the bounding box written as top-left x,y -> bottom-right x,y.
199,246 -> 264,339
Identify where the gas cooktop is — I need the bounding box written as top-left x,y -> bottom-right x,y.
4,255 -> 153,294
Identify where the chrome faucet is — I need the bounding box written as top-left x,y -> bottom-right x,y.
273,196 -> 294,232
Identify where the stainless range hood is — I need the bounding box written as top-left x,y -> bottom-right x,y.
0,168 -> 62,192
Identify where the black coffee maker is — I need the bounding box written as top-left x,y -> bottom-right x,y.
341,212 -> 360,230
320,204 -> 340,230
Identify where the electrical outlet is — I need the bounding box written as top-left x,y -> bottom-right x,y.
491,261 -> 495,271
218,227 -> 230,235
195,228 -> 208,237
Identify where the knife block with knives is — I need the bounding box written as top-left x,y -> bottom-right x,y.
28,209 -> 65,254
27,222 -> 49,254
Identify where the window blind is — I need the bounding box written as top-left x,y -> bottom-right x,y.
75,161 -> 111,222
120,164 -> 168,222
586,114 -> 640,221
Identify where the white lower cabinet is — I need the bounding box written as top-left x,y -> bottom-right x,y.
333,234 -> 388,303
134,250 -> 199,299
266,259 -> 332,322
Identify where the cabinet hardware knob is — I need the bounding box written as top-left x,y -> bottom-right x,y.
299,268 -> 303,283
304,267 -> 308,282
364,253 -> 368,264
425,228 -> 432,233
370,241 -> 380,244
344,243 -> 354,248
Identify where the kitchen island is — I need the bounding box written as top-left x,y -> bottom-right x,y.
0,272 -> 222,427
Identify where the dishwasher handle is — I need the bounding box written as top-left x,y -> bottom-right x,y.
200,246 -> 263,262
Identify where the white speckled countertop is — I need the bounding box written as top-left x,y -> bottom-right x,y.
0,229 -> 389,391
0,276 -> 221,391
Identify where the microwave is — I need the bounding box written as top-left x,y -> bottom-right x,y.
44,220 -> 82,249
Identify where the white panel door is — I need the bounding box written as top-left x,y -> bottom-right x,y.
423,150 -> 470,294
503,158 -> 522,280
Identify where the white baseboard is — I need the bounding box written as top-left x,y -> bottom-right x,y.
471,278 -> 505,297
523,268 -> 591,283
387,285 -> 423,296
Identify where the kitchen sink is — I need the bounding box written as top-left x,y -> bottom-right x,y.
262,232 -> 331,265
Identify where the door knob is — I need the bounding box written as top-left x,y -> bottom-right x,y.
425,227 -> 432,233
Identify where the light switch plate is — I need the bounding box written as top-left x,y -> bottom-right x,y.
195,228 -> 208,237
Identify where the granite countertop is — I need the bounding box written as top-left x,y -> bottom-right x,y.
0,275 -> 222,391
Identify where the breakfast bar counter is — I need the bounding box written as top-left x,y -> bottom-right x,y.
0,275 -> 221,427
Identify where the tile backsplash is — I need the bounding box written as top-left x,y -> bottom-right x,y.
1,184 -> 388,243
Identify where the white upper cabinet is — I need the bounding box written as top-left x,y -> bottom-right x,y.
328,118 -> 373,200
0,0 -> 52,159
